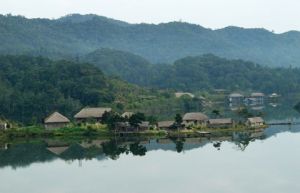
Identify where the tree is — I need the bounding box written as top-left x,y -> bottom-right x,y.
101,111 -> 124,130
175,113 -> 183,125
212,109 -> 221,118
129,112 -> 146,128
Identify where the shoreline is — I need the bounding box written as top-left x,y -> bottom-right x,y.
0,124 -> 268,143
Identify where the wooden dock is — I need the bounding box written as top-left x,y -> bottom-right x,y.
196,131 -> 211,136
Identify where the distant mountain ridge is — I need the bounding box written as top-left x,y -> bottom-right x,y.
80,49 -> 300,94
0,14 -> 300,67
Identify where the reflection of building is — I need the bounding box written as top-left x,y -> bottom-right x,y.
47,146 -> 69,155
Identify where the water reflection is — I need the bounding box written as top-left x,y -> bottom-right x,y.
2,125 -> 298,169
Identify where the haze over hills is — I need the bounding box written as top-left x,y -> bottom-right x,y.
1,14 -> 300,67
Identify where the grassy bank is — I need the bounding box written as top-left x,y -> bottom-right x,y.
0,123 -> 267,143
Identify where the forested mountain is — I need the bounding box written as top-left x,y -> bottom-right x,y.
1,14 -> 300,67
81,50 -> 300,94
82,48 -> 153,85
0,55 -> 152,124
147,54 -> 300,93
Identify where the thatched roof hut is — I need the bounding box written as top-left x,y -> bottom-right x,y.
157,121 -> 175,129
74,107 -> 111,121
121,112 -> 134,118
251,92 -> 265,97
183,112 -> 208,122
208,118 -> 233,125
175,92 -> 195,98
44,112 -> 70,124
44,112 -> 70,129
247,117 -> 264,124
246,117 -> 264,127
208,118 -> 234,128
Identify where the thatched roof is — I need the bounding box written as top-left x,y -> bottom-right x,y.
47,146 -> 69,155
139,121 -> 150,128
247,117 -> 264,123
121,112 -> 134,118
208,118 -> 233,125
183,112 -> 209,121
229,93 -> 243,97
251,92 -> 265,97
44,112 -> 70,123
157,121 -> 174,128
175,92 -> 195,98
74,107 -> 111,119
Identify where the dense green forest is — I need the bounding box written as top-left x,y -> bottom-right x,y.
82,50 -> 300,94
148,54 -> 300,93
1,14 -> 300,67
82,48 -> 153,85
0,55 -> 112,124
0,55 -> 158,124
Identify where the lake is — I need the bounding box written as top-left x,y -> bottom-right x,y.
1,102 -> 300,193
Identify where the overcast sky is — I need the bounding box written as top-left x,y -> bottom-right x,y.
0,0 -> 299,33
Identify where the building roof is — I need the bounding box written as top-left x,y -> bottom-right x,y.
269,93 -> 279,98
47,146 -> 69,155
247,117 -> 264,123
121,112 -> 134,118
175,92 -> 195,98
183,112 -> 209,121
157,121 -> 175,128
139,121 -> 150,128
251,92 -> 265,97
208,118 -> 233,125
229,93 -> 244,97
44,112 -> 70,124
74,107 -> 111,119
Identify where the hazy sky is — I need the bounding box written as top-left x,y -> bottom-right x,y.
0,0 -> 299,33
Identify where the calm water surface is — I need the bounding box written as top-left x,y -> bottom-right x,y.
1,124 -> 300,193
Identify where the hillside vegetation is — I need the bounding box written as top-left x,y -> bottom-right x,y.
0,55 -> 155,124
1,14 -> 300,67
82,50 -> 300,94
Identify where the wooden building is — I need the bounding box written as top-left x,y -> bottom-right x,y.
74,107 -> 111,123
250,92 -> 265,104
121,112 -> 134,119
0,121 -> 7,131
183,112 -> 209,126
246,117 -> 264,127
208,118 -> 234,128
175,92 -> 195,98
157,121 -> 175,130
44,112 -> 70,129
228,93 -> 244,104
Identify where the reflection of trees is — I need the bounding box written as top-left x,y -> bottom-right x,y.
60,144 -> 86,161
102,140 -> 128,160
175,141 -> 184,153
0,142 -> 54,169
170,137 -> 185,153
233,132 -> 252,151
213,142 -> 221,150
102,140 -> 147,160
129,143 -> 147,156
